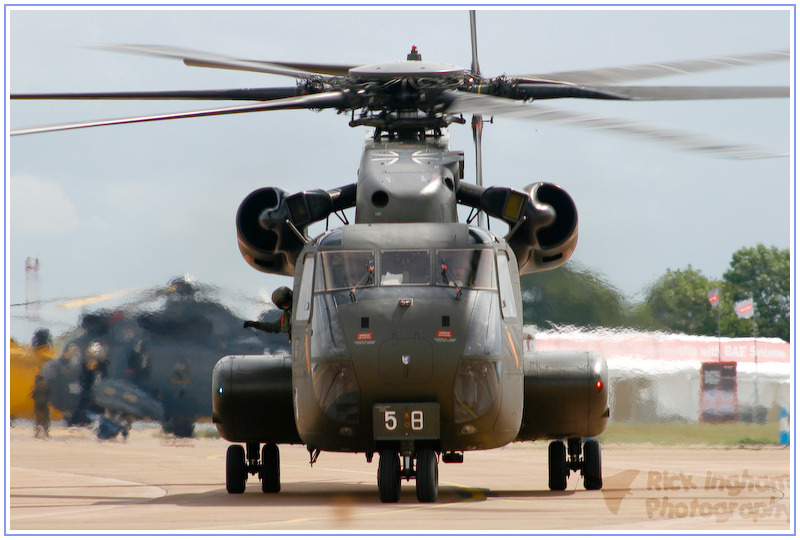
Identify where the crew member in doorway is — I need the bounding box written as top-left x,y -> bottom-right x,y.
244,287 -> 293,342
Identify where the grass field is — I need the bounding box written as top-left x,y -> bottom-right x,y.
598,421 -> 787,446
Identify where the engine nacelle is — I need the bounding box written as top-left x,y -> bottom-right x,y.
236,185 -> 357,276
513,183 -> 578,274
515,350 -> 609,441
456,182 -> 578,274
237,187 -> 302,276
212,355 -> 301,444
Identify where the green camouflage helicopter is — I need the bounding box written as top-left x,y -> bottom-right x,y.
12,11 -> 788,503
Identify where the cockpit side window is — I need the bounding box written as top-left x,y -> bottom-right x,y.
496,251 -> 518,319
316,251 -> 375,292
380,250 -> 431,286
436,249 -> 495,289
295,254 -> 315,323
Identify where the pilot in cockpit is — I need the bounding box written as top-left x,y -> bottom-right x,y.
381,250 -> 429,285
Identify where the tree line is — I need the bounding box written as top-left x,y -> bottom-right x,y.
520,244 -> 790,342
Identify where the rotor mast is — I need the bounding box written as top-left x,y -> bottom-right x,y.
469,10 -> 486,228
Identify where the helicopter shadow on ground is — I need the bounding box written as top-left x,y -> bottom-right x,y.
10,484 -> 168,509
13,482 -> 578,511
145,481 -> 583,510
486,489 -> 579,500
146,482 -> 483,508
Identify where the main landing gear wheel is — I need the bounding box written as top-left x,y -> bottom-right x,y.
378,450 -> 401,503
548,440 -> 567,491
226,444 -> 246,494
583,439 -> 602,490
261,443 -> 280,493
415,448 -> 439,503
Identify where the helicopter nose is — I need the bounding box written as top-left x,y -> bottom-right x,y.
378,338 -> 433,384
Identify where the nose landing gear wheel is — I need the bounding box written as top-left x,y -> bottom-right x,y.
378,450 -> 401,502
226,444 -> 246,494
415,448 -> 439,502
548,440 -> 567,491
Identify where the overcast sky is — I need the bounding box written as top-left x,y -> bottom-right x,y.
7,6 -> 793,343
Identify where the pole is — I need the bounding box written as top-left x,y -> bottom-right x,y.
717,297 -> 722,362
752,312 -> 759,423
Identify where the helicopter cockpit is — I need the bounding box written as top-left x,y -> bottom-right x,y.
285,220 -> 517,463
304,224 -> 513,361
312,246 -> 499,293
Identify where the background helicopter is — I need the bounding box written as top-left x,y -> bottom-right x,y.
9,8 -> 792,504
25,277 -> 289,436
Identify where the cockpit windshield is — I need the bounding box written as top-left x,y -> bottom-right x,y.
316,251 -> 374,291
380,250 -> 431,286
436,249 -> 495,289
315,248 -> 495,291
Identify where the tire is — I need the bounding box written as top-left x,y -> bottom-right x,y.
583,439 -> 602,490
378,450 -> 401,503
261,443 -> 280,493
548,440 -> 567,491
226,444 -> 247,494
415,448 -> 439,503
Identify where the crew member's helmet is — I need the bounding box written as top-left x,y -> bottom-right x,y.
272,287 -> 293,309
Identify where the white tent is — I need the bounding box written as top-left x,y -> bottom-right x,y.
526,327 -> 791,423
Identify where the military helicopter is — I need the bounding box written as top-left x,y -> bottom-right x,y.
11,11 -> 788,503
32,277 -> 289,437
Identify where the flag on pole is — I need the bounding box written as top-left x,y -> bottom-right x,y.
707,287 -> 720,308
734,297 -> 755,319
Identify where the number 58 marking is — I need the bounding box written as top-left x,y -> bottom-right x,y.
384,410 -> 424,431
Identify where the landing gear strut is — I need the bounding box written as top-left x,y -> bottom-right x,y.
377,448 -> 439,503
547,438 -> 602,491
225,442 -> 281,494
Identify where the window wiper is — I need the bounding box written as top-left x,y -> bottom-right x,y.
350,262 -> 375,302
440,259 -> 462,300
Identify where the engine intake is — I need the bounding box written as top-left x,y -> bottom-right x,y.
237,187 -> 299,276
515,183 -> 578,274
237,185 -> 357,276
456,181 -> 578,274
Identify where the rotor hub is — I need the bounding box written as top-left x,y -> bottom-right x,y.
348,61 -> 464,83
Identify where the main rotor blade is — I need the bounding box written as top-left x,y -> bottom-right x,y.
10,91 -> 348,136
248,60 -> 356,77
512,83 -> 790,101
12,87 -> 304,101
444,91 -> 786,159
516,49 -> 789,86
94,44 -> 325,80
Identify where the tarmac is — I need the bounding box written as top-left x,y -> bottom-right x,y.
7,422 -> 792,534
